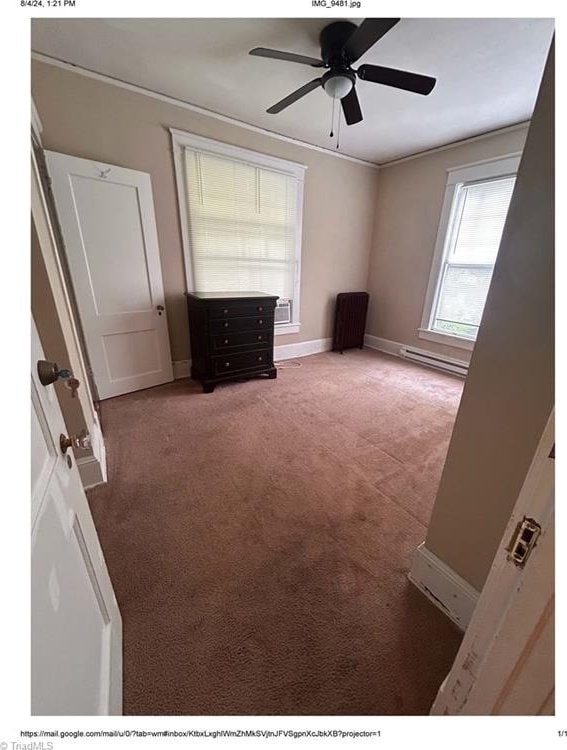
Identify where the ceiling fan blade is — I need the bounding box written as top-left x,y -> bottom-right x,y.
343,19 -> 400,62
266,78 -> 323,114
341,87 -> 363,125
358,64 -> 436,95
250,47 -> 324,67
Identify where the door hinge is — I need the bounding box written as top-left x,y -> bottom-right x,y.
506,516 -> 542,568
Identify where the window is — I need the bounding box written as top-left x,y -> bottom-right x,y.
432,177 -> 516,340
171,129 -> 306,335
420,154 -> 520,350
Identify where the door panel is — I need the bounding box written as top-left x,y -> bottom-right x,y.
70,176 -> 154,315
31,385 -> 56,523
31,318 -> 122,715
102,328 -> 162,381
45,151 -> 173,399
32,492 -> 111,715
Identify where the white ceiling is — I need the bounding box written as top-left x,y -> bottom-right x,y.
31,18 -> 554,164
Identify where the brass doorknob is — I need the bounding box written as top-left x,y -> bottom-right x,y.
60,429 -> 91,455
37,360 -> 72,386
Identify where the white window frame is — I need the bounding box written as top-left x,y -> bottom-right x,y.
418,153 -> 522,351
170,128 -> 306,335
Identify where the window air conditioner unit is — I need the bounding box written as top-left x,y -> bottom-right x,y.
275,298 -> 292,325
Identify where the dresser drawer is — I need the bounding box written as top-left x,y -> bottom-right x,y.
209,302 -> 273,319
210,316 -> 273,335
211,330 -> 272,352
212,349 -> 272,376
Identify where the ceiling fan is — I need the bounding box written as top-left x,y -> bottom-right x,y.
249,19 -> 436,125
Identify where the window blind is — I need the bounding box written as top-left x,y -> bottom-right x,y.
432,176 -> 515,339
183,149 -> 298,301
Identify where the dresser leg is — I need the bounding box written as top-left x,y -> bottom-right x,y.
202,382 -> 215,394
268,368 -> 277,379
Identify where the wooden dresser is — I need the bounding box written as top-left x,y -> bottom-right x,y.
185,292 -> 279,393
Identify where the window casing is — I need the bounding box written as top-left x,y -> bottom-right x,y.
171,129 -> 306,335
419,154 -> 520,351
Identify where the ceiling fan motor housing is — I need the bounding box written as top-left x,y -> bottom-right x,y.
319,21 -> 358,67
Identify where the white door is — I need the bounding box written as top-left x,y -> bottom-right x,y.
45,151 -> 173,399
432,410 -> 554,715
32,318 -> 122,715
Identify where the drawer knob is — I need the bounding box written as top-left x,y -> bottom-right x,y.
257,335 -> 262,341
258,306 -> 264,312
259,319 -> 263,325
225,362 -> 230,368
223,308 -> 229,314
224,322 -> 229,328
257,355 -> 263,362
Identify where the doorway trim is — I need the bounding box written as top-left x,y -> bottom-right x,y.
431,409 -> 554,714
31,145 -> 107,486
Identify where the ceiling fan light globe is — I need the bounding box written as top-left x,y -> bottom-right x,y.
323,75 -> 353,99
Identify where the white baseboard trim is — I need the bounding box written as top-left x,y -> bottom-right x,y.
274,337 -> 333,361
363,333 -> 402,357
173,359 -> 192,379
172,338 -> 333,378
77,453 -> 106,490
78,416 -> 107,489
408,542 -> 480,631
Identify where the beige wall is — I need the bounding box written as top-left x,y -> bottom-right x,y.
366,125 -> 529,362
425,44 -> 554,591
31,60 -> 379,363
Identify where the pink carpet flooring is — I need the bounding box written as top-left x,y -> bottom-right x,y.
88,349 -> 464,715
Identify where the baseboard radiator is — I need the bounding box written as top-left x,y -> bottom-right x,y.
399,345 -> 468,377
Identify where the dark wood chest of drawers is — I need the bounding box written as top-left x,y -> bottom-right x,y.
185,292 -> 279,393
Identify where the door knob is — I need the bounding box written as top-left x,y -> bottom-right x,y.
157,304 -> 165,316
37,360 -> 80,397
60,429 -> 91,455
37,360 -> 72,386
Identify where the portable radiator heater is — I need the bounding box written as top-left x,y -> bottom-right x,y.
332,292 -> 369,353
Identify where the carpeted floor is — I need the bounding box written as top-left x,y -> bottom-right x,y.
88,348 -> 464,715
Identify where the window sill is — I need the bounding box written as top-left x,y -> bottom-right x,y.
418,328 -> 475,352
275,323 -> 301,336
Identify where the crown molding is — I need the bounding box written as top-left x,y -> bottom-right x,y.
32,51 -> 530,171
380,121 -> 530,168
31,52 -> 380,170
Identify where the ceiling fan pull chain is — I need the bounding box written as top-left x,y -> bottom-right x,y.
336,107 -> 342,150
329,97 -> 336,138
